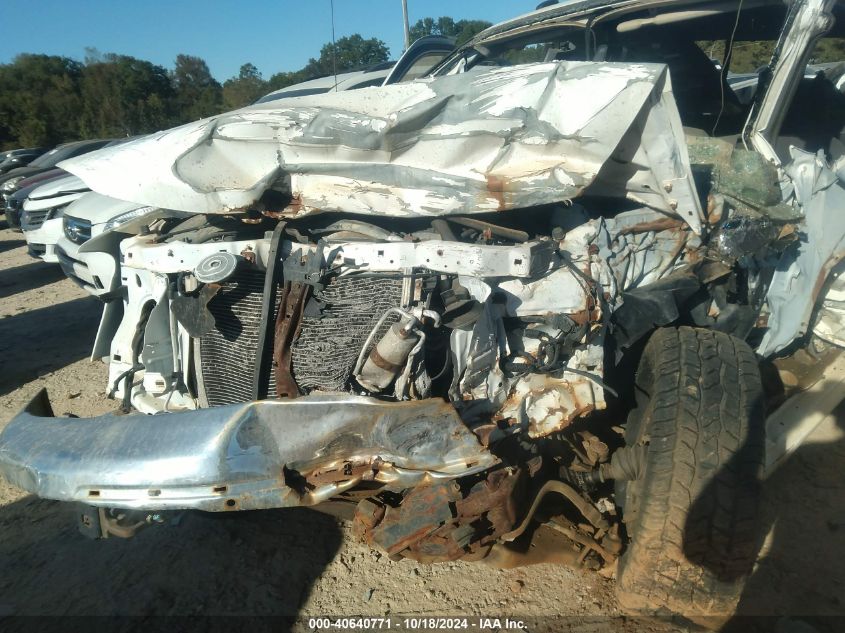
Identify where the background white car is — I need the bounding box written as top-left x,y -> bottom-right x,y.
55,191 -> 153,297
20,174 -> 88,262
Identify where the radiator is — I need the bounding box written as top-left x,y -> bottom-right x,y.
197,270 -> 402,406
198,269 -> 278,406
291,277 -> 403,392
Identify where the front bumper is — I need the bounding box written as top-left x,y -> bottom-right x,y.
23,217 -> 62,262
57,228 -> 120,299
0,390 -> 496,512
56,240 -> 99,293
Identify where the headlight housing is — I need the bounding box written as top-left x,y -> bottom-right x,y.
103,206 -> 156,232
2,176 -> 24,191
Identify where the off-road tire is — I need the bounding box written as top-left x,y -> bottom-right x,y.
616,327 -> 765,617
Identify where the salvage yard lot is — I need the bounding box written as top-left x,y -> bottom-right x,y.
0,220 -> 843,629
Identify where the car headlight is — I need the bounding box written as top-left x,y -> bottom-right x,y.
2,176 -> 24,191
103,206 -> 156,232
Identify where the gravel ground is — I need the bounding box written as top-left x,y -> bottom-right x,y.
0,222 -> 843,632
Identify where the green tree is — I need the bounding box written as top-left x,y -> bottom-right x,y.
222,63 -> 268,109
172,54 -> 223,120
409,17 -> 491,47
80,53 -> 175,137
302,34 -> 390,79
0,54 -> 84,147
266,69 -> 309,93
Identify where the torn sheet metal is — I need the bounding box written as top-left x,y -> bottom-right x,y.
0,390 -> 496,512
758,148 -> 845,356
464,207 -> 695,319
498,222 -> 604,316
450,290 -> 607,437
452,299 -> 511,410
500,341 -> 607,438
595,208 -> 697,294
60,61 -> 702,232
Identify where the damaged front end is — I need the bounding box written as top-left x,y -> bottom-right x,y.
0,48 -> 840,567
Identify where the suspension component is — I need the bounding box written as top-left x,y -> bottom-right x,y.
568,444 -> 648,490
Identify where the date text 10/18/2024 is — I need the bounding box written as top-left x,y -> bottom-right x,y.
307,617 -> 527,630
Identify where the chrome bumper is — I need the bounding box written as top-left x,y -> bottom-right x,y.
0,390 -> 497,512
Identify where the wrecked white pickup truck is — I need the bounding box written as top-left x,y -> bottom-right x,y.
3,0 -> 845,618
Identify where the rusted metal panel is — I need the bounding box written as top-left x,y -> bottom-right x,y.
356,468 -> 527,563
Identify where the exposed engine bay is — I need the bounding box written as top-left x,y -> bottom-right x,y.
122,208 -> 612,425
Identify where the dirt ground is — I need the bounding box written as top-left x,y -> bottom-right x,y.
0,221 -> 843,632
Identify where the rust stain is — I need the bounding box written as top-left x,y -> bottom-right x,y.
706,193 -> 723,224
240,248 -> 257,264
354,469 -> 529,564
685,246 -> 701,264
617,217 -> 685,236
811,251 -> 845,305
281,193 -> 305,216
485,175 -> 508,211
307,461 -> 372,486
569,308 -> 600,326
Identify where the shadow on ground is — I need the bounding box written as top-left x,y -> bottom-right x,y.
723,405 -> 845,632
0,295 -> 102,396
0,261 -> 65,299
0,236 -> 25,256
0,498 -> 343,619
682,399 -> 845,633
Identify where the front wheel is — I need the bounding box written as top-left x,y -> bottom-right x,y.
615,327 -> 765,617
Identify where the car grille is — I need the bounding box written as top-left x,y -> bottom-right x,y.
21,208 -> 54,231
197,269 -> 403,406
63,215 -> 93,245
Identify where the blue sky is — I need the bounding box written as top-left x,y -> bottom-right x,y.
1,1 -> 533,81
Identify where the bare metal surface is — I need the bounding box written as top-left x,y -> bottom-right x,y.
0,390 -> 496,511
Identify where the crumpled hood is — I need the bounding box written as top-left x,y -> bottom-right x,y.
60,61 -> 703,232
